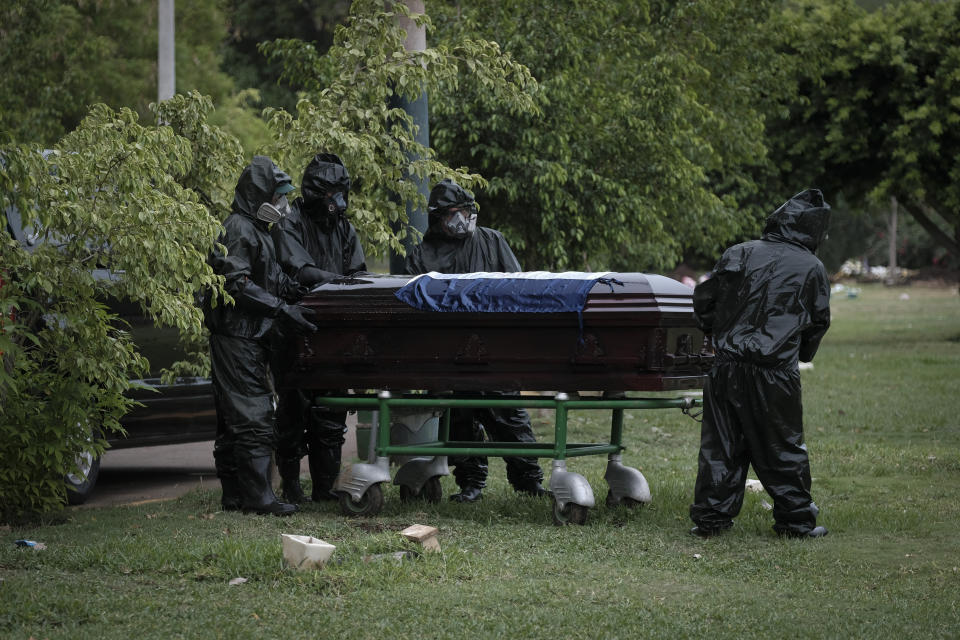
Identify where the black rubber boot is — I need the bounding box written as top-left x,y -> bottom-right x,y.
513,480 -> 548,497
690,521 -> 733,538
689,525 -> 726,538
277,456 -> 308,504
450,485 -> 483,503
306,416 -> 347,501
307,445 -> 341,501
778,525 -> 829,539
219,473 -> 242,511
213,428 -> 241,511
214,450 -> 242,511
237,454 -> 298,516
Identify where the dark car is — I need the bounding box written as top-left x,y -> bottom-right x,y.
4,199 -> 217,504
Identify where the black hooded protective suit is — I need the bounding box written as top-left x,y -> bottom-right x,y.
404,178 -> 520,274
270,153 -> 367,502
205,156 -> 305,510
272,153 -> 366,286
690,189 -> 831,536
404,179 -> 543,493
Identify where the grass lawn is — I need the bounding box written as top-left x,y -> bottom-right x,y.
2,282 -> 958,639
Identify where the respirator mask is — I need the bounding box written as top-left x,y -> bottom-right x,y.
256,194 -> 291,224
305,190 -> 348,230
440,205 -> 478,239
322,191 -> 348,219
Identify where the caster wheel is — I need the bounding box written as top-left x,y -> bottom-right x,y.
605,490 -> 643,509
399,476 -> 443,503
552,498 -> 589,526
420,476 -> 443,503
338,483 -> 384,517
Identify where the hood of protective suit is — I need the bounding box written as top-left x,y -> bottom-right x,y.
301,153 -> 351,204
428,179 -> 475,215
761,188 -> 831,252
232,155 -> 294,222
426,178 -> 478,239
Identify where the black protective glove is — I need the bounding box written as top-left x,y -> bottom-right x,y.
283,283 -> 310,303
277,303 -> 318,334
298,265 -> 338,288
331,275 -> 374,286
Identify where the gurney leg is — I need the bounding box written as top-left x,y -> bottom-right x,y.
603,453 -> 651,507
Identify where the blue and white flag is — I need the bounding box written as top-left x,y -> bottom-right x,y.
394,271 -> 622,315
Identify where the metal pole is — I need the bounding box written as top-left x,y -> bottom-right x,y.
554,392 -> 569,461
610,408 -> 625,448
389,0 -> 430,274
376,391 -> 392,457
888,196 -> 899,283
158,0 -> 175,102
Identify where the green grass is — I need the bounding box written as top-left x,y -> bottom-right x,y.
2,283 -> 959,639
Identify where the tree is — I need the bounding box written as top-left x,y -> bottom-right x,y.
426,0 -> 793,272
220,0 -> 350,113
763,0 -> 960,274
0,0 -> 116,144
260,0 -> 540,259
0,0 -> 266,154
0,93 -> 239,518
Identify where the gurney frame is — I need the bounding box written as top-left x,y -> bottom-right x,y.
317,391 -> 702,525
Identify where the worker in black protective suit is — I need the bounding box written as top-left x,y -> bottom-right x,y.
689,188 -> 832,539
405,178 -> 546,503
205,156 -> 318,516
271,153 -> 367,503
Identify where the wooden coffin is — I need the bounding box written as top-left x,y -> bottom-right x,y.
285,272 -> 712,392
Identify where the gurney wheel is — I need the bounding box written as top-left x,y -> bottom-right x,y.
398,476 -> 443,504
605,490 -> 643,509
338,483 -> 384,517
552,499 -> 589,526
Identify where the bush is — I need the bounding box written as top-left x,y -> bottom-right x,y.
0,97 -> 235,520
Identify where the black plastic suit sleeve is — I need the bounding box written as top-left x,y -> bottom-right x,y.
799,264 -> 831,362
298,265 -> 339,287
342,228 -> 367,275
235,275 -> 285,316
211,233 -> 285,316
271,215 -> 315,275
692,274 -> 719,335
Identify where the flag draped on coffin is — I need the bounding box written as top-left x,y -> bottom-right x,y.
394,271 -> 622,315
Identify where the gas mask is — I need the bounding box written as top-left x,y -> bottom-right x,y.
255,194 -> 291,224
322,191 -> 348,218
440,205 -> 478,239
305,190 -> 348,230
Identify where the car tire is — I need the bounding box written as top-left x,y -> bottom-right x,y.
65,449 -> 101,505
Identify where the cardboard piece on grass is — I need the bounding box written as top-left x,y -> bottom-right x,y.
281,534 -> 336,570
399,524 -> 440,552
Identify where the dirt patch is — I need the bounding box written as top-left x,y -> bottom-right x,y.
349,521 -> 388,534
